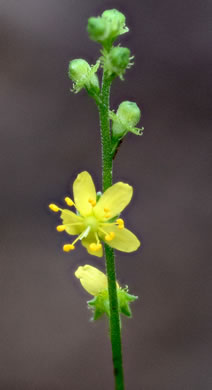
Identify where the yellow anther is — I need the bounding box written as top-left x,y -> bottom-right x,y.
116,218 -> 124,229
110,232 -> 115,239
96,243 -> 102,250
105,234 -> 112,242
63,244 -> 75,252
49,204 -> 59,212
89,243 -> 97,251
88,198 -> 96,207
64,197 -> 74,206
104,207 -> 110,213
105,213 -> 112,219
56,225 -> 65,232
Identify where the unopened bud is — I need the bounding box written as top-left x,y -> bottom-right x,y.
87,9 -> 129,49
110,101 -> 143,139
103,46 -> 132,80
68,59 -> 100,93
117,101 -> 141,127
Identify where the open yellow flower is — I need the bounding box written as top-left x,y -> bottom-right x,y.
49,171 -> 140,257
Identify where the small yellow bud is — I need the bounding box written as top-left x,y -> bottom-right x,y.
63,244 -> 75,252
64,197 -> 74,206
49,204 -> 59,212
56,225 -> 65,232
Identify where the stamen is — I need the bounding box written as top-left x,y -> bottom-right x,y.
110,232 -> 115,239
89,243 -> 97,251
63,244 -> 75,252
88,198 -> 96,207
104,207 -> 110,213
49,204 -> 60,212
116,218 -> 124,229
56,225 -> 66,232
105,232 -> 115,241
64,197 -> 75,207
104,213 -> 112,219
63,226 -> 91,253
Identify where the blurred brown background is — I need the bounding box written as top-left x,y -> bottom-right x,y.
0,0 -> 211,389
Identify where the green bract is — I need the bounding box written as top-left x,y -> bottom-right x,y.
68,58 -> 100,93
110,101 -> 144,140
87,9 -> 129,50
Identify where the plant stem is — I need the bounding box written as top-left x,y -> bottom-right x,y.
98,70 -> 125,390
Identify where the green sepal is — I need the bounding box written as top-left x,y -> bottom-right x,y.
87,287 -> 138,321
87,290 -> 110,320
118,287 -> 138,317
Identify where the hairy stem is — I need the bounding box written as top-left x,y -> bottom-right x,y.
98,70 -> 125,390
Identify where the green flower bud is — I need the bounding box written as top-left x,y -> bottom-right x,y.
87,9 -> 129,49
117,101 -> 141,127
87,17 -> 108,43
103,46 -> 132,79
110,101 -> 144,139
68,58 -> 100,93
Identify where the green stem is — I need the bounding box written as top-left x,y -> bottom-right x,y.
98,70 -> 125,390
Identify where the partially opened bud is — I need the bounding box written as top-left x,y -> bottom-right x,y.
75,265 -> 137,320
68,59 -> 100,93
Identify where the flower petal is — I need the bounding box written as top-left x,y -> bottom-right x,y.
99,225 -> 140,252
94,182 -> 133,220
60,209 -> 84,235
73,171 -> 97,217
75,265 -> 107,296
81,233 -> 103,257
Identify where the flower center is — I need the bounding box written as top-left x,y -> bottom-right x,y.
84,216 -> 99,232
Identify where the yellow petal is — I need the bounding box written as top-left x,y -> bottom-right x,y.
73,171 -> 96,217
94,182 -> 133,220
75,265 -> 107,295
81,233 -> 103,258
60,209 -> 84,235
99,225 -> 140,252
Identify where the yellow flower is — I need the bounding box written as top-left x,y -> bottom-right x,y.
49,171 -> 140,257
75,265 -> 108,296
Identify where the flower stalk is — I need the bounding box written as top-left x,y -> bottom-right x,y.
98,70 -> 124,389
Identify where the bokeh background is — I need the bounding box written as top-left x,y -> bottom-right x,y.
0,0 -> 211,389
